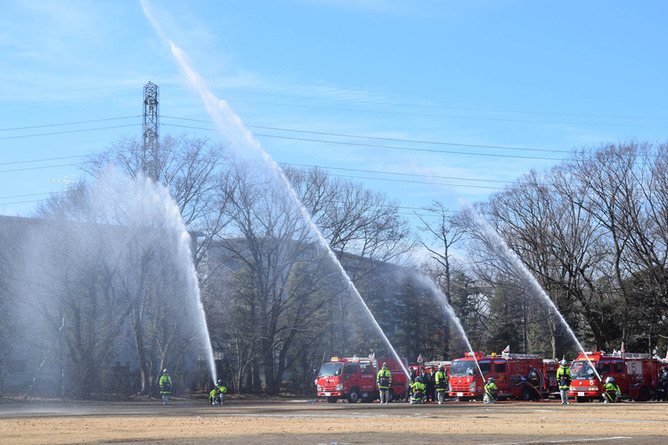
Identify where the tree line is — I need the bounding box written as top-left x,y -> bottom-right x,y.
0,136 -> 666,399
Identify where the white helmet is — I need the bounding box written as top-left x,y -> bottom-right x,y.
488,377 -> 495,383
560,360 -> 568,366
606,377 -> 615,384
163,369 -> 168,373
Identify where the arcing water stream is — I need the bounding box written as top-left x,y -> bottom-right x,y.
412,271 -> 485,378
461,203 -> 602,382
141,2 -> 410,378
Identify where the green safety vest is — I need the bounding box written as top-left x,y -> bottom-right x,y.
435,371 -> 447,390
556,366 -> 571,390
377,369 -> 392,389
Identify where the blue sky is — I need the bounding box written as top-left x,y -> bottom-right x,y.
2,0 -> 667,224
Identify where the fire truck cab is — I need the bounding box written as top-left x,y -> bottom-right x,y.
315,356 -> 409,403
449,352 -> 547,401
569,351 -> 661,402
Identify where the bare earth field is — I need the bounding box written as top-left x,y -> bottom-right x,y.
1,397 -> 667,444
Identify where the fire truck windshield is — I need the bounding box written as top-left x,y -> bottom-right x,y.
450,360 -> 487,377
319,363 -> 343,377
571,360 -> 598,379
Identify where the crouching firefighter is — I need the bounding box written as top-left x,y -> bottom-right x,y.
483,377 -> 498,404
209,380 -> 227,405
603,377 -> 620,403
410,376 -> 426,404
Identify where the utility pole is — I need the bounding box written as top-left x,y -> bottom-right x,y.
143,81 -> 159,180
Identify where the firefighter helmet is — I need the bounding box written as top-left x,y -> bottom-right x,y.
416,376 -> 422,383
382,362 -> 388,368
163,368 -> 168,373
488,377 -> 494,383
606,377 -> 615,384
560,360 -> 568,366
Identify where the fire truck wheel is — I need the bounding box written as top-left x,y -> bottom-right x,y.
347,388 -> 360,403
326,397 -> 337,403
521,386 -> 532,401
636,386 -> 650,402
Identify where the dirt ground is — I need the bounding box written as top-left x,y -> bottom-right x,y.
1,397 -> 667,444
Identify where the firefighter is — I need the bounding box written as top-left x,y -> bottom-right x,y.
410,376 -> 426,404
377,362 -> 392,404
556,359 -> 572,405
603,377 -> 621,403
423,368 -> 435,402
435,366 -> 448,404
209,379 -> 227,404
656,368 -> 668,401
483,377 -> 498,404
525,371 -> 542,401
528,371 -> 539,388
159,369 -> 173,405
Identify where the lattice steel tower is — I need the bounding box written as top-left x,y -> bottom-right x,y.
143,81 -> 159,180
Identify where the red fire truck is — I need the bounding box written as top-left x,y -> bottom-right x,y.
448,352 -> 548,401
568,351 -> 662,402
315,356 -> 409,403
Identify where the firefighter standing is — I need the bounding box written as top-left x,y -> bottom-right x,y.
435,366 -> 448,404
556,360 -> 572,405
423,369 -> 435,402
410,376 -> 426,404
657,368 -> 668,401
603,377 -> 621,403
483,377 -> 498,404
377,362 -> 392,404
159,369 -> 173,405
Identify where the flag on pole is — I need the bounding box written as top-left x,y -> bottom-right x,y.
502,345 -> 510,354
621,342 -> 625,354
417,354 -> 424,364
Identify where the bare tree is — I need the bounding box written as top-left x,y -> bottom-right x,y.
86,135 -> 231,267
211,163 -> 334,395
417,201 -> 466,359
285,166 -> 414,357
568,143 -> 642,349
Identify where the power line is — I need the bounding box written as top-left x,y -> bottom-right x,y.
161,122 -> 565,161
162,115 -> 569,154
211,95 -> 668,129
0,124 -> 138,140
0,116 -> 140,132
210,88 -> 668,122
0,155 -> 87,167
0,162 -> 85,174
0,192 -> 53,200
280,162 -> 513,185
331,173 -> 500,190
